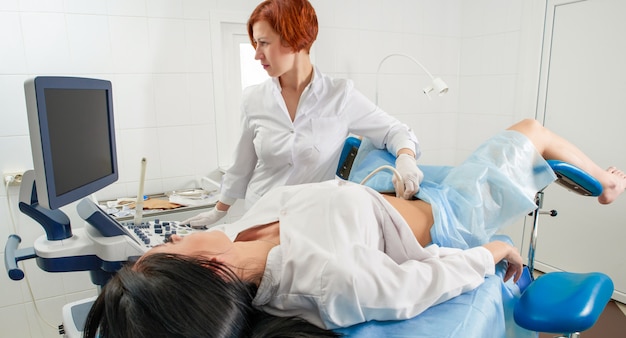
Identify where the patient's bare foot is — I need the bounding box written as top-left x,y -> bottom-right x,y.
598,166 -> 626,204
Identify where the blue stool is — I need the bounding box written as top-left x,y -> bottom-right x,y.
513,160 -> 614,338
514,272 -> 614,336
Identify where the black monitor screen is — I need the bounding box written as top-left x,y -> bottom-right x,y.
45,88 -> 115,196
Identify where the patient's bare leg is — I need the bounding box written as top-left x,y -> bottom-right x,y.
507,119 -> 626,204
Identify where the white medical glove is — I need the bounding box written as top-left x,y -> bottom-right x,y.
393,153 -> 424,199
181,209 -> 227,229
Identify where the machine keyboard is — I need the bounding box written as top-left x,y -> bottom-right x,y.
119,219 -> 206,248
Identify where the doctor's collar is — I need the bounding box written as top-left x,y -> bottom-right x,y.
271,65 -> 320,93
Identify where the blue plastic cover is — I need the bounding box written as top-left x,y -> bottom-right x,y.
349,131 -> 557,249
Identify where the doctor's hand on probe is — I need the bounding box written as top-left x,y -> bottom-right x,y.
393,149 -> 424,199
181,200 -> 232,229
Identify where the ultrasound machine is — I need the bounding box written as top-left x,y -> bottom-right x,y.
3,76 -> 207,336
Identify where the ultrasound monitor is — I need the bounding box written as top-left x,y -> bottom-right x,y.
23,76 -> 118,211
4,76 -> 150,285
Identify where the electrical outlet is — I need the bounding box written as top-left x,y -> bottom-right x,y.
4,172 -> 24,186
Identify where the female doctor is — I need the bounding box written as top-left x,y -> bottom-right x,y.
182,0 -> 423,228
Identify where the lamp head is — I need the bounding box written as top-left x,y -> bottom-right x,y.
423,77 -> 449,100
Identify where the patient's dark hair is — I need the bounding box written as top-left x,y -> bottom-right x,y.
83,253 -> 340,338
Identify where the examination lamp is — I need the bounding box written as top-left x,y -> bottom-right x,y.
375,53 -> 449,104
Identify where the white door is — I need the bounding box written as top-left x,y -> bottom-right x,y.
534,0 -> 626,302
211,14 -> 269,170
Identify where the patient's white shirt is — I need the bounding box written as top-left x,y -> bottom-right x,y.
216,180 -> 495,329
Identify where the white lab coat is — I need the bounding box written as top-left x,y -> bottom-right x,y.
216,180 -> 495,329
220,66 -> 419,208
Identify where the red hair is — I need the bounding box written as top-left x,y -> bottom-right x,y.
247,0 -> 318,53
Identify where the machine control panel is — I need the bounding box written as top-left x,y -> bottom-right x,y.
77,198 -> 211,252
118,219 -> 206,248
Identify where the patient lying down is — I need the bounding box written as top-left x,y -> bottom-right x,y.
84,119 -> 626,338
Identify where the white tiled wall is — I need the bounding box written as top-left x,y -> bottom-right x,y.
457,0 -> 533,161
0,0 -> 530,336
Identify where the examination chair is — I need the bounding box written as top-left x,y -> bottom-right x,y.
513,160 -> 614,338
3,139 -> 614,337
335,137 -> 614,338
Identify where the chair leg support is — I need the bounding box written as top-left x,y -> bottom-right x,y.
515,162 -> 612,337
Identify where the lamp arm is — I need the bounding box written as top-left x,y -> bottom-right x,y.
375,53 -> 442,104
376,53 -> 436,79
